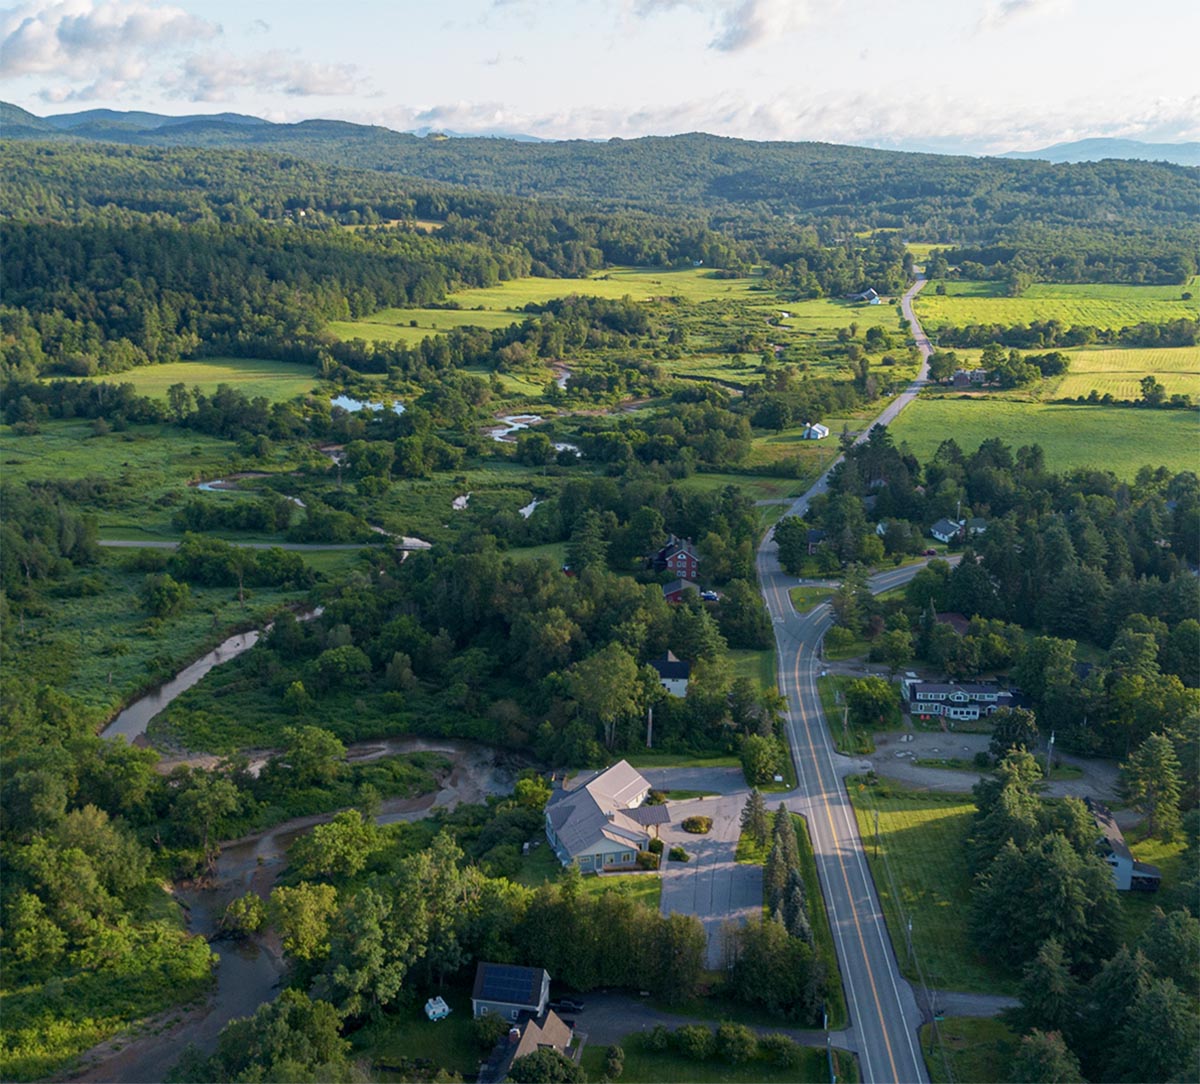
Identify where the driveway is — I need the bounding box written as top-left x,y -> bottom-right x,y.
652,778 -> 763,970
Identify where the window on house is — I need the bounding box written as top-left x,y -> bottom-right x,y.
511,1010 -> 519,1020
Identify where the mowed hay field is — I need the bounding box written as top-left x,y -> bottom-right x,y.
59,357 -> 320,402
1052,345 -> 1200,400
915,279 -> 1199,330
890,398 -> 1199,476
329,266 -> 771,343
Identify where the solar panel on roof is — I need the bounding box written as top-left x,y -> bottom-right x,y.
480,964 -> 540,1003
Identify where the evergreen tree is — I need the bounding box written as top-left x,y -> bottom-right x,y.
740,788 -> 769,851
1121,732 -> 1183,841
1112,978 -> 1199,1083
1010,1030 -> 1085,1084
1010,937 -> 1079,1039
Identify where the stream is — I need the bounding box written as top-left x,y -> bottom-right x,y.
70,736 -> 518,1083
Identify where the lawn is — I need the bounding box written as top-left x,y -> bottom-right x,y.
1051,345 -> 1200,400
921,1016 -> 1018,1084
349,990 -> 482,1079
730,648 -> 777,693
915,279 -> 1198,331
511,845 -> 663,908
579,1031 -> 854,1084
1115,834 -> 1189,946
671,471 -> 803,503
789,587 -> 833,612
889,398 -> 1199,477
54,357 -> 320,403
845,775 -> 1016,995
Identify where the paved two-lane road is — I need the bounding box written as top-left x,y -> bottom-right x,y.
755,276 -> 936,1083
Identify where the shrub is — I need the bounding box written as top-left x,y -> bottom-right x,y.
646,789 -> 668,806
648,838 -> 664,855
682,815 -> 713,834
973,750 -> 992,770
474,1013 -> 510,1050
825,626 -> 857,653
759,1033 -> 803,1068
673,1025 -> 715,1061
636,850 -> 660,871
604,1045 -> 625,1080
644,1025 -> 670,1052
715,1022 -> 758,1064
668,846 -> 690,863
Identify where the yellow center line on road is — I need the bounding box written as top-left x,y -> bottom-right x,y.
791,643 -> 902,1084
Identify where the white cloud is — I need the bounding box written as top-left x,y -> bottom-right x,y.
979,0 -> 1071,30
0,0 -> 217,80
166,50 -> 362,100
709,0 -> 810,51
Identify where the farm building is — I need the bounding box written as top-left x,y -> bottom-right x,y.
802,422 -> 831,440
952,368 -> 988,388
662,578 -> 699,603
650,651 -> 691,696
1086,798 -> 1161,892
544,760 -> 666,870
850,287 -> 879,302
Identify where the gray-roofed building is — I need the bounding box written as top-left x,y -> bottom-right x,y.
930,518 -> 964,544
662,578 -> 699,603
1086,797 -> 1161,892
650,651 -> 691,696
471,962 -> 550,1021
544,760 -> 657,870
901,679 -> 1014,721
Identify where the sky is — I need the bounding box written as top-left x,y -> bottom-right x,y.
1,0 -> 1198,155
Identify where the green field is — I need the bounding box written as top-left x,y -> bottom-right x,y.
329,266 -> 776,343
57,357 -> 320,402
846,777 -> 1015,994
730,648 -> 778,692
890,399 -> 1199,476
578,1031 -> 851,1084
789,587 -> 833,612
1052,345 -> 1200,400
922,1017 -> 1017,1084
915,279 -> 1198,331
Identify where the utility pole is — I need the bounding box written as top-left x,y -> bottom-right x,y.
646,706 -> 653,749
1045,729 -> 1055,777
874,808 -> 880,859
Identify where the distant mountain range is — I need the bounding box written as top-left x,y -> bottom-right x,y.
1002,137 -> 1200,167
3,103 -> 1196,165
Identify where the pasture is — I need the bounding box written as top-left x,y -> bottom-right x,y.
915,279 -> 1199,331
1052,345 -> 1200,400
889,398 -> 1199,477
57,357 -> 319,403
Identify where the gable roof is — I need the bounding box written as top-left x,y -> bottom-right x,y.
488,1011 -> 574,1083
545,760 -> 652,859
473,963 -> 548,1007
662,578 -> 698,596
657,534 -> 698,560
930,517 -> 962,536
1086,797 -> 1133,863
650,651 -> 691,680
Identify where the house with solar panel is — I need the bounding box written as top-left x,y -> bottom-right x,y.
471,962 -> 551,1021
544,760 -> 668,870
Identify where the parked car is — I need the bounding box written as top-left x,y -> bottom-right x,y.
922,548 -> 938,556
549,998 -> 584,1014
700,590 -> 719,601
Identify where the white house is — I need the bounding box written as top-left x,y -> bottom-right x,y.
471,963 -> 550,1021
929,518 -> 963,544
802,422 -> 830,440
1086,798 -> 1161,892
544,761 -> 665,870
902,680 -> 1014,722
650,651 -> 690,697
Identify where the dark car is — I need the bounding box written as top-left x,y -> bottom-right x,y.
923,548 -> 938,556
700,590 -> 719,601
549,998 -> 584,1014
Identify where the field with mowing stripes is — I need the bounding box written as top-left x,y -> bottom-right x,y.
891,399 -> 1198,476
1052,345 -> 1200,400
915,279 -> 1199,331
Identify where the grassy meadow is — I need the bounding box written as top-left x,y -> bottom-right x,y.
922,1017 -> 1018,1084
889,398 -> 1199,476
845,776 -> 1016,994
915,279 -> 1199,331
55,357 -> 320,403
